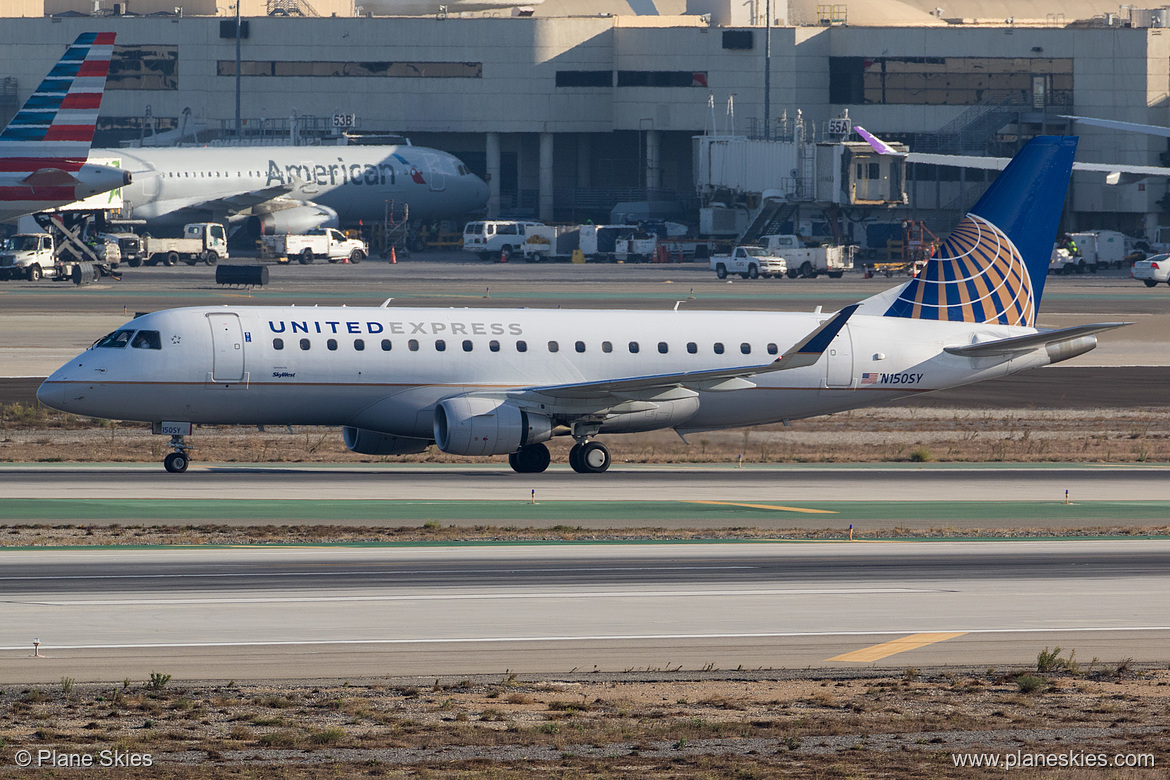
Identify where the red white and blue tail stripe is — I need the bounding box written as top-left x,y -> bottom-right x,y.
0,32 -> 115,173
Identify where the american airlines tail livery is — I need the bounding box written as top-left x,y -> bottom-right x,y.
38,136 -> 1124,474
0,33 -> 130,224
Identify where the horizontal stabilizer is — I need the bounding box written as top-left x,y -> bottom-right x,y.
944,322 -> 1129,358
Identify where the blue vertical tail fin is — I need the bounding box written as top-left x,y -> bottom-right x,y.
881,136 -> 1077,327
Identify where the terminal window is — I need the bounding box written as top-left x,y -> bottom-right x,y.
110,45 -> 178,90
218,61 -> 482,78
617,71 -> 708,88
556,71 -> 612,88
829,56 -> 1071,106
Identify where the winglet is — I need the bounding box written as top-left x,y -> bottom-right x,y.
772,304 -> 859,370
854,126 -> 905,156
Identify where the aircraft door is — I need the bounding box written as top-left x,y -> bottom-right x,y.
208,313 -> 246,383
824,324 -> 854,388
421,153 -> 445,192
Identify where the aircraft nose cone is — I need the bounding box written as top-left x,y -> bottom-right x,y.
36,379 -> 65,411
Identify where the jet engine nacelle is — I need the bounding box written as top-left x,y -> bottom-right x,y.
250,201 -> 339,235
342,426 -> 431,455
433,396 -> 552,456
598,397 -> 701,433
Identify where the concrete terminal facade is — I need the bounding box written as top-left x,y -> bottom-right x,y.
1,14 -> 1168,235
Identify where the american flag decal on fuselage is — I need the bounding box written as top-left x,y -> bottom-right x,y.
883,213 -> 1035,328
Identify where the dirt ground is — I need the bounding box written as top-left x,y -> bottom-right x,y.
0,664 -> 1165,778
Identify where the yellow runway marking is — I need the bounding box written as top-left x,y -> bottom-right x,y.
828,632 -> 968,663
689,500 -> 837,515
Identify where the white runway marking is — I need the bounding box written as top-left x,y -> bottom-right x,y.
4,626 -> 1169,652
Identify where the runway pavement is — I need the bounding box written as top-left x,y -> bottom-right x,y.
2,540 -> 1166,682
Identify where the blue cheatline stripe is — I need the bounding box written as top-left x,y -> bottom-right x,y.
25,95 -> 65,110
75,32 -> 100,44
0,127 -> 48,141
9,114 -> 53,126
61,46 -> 90,62
37,80 -> 74,94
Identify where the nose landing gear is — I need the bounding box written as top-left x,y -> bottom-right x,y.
163,434 -> 191,473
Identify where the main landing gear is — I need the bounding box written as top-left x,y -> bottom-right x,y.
506,439 -> 612,474
163,434 -> 191,473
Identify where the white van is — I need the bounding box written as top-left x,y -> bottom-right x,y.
462,220 -> 543,261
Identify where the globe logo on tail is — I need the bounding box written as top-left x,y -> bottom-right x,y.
885,213 -> 1035,327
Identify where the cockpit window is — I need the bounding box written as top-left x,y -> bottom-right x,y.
131,330 -> 162,350
94,329 -> 135,349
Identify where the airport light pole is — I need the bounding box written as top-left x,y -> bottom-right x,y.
763,0 -> 771,140
235,1 -> 242,140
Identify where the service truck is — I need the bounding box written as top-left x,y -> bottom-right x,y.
1064,230 -> 1132,272
0,232 -> 120,281
709,245 -> 788,279
756,234 -> 852,278
142,223 -> 228,266
264,228 -> 368,264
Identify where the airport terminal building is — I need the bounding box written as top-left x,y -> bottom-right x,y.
2,0 -> 1169,238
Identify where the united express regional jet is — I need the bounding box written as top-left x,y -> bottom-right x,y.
0,33 -> 130,224
38,136 -> 1123,474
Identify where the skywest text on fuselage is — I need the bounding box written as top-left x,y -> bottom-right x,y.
266,159 -> 398,188
267,320 -> 525,336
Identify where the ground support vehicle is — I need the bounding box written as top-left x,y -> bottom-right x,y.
1066,230 -> 1135,271
709,245 -> 788,279
142,223 -> 228,266
264,228 -> 368,264
756,234 -> 852,278
1049,247 -> 1087,275
1132,253 -> 1170,287
0,214 -> 122,284
463,220 -> 544,261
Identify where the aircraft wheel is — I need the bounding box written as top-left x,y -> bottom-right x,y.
568,443 -> 585,473
349,249 -> 364,264
163,452 -> 189,473
27,264 -> 42,282
300,249 -> 314,264
509,443 -> 551,474
204,251 -> 218,266
577,441 -> 610,474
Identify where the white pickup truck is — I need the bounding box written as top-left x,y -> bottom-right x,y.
756,234 -> 852,279
265,228 -> 368,264
710,245 -> 788,279
142,222 -> 229,266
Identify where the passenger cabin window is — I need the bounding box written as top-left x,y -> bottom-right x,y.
628,341 -> 640,353
327,338 -> 338,351
94,329 -> 134,349
516,340 -> 527,352
575,341 -> 586,353
409,339 -> 419,351
435,339 -> 446,352
548,340 -> 559,353
273,338 -> 284,350
658,342 -> 669,354
489,340 -> 500,352
768,343 -> 778,355
741,343 -> 751,354
381,339 -> 392,351
687,342 -> 697,354
463,339 -> 473,352
299,338 -> 311,350
354,339 -> 365,351
714,342 -> 725,354
602,341 -> 613,353
130,330 -> 161,350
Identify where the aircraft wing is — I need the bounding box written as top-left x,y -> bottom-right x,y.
1062,115 -> 1170,139
188,182 -> 300,215
944,322 -> 1128,358
516,305 -> 858,402
856,125 -> 1170,183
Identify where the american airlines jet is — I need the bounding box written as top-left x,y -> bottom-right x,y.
0,33 -> 130,224
90,144 -> 489,236
38,136 -> 1123,474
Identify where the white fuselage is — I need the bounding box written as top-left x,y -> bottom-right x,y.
39,305 -> 1054,439
95,145 -> 488,230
